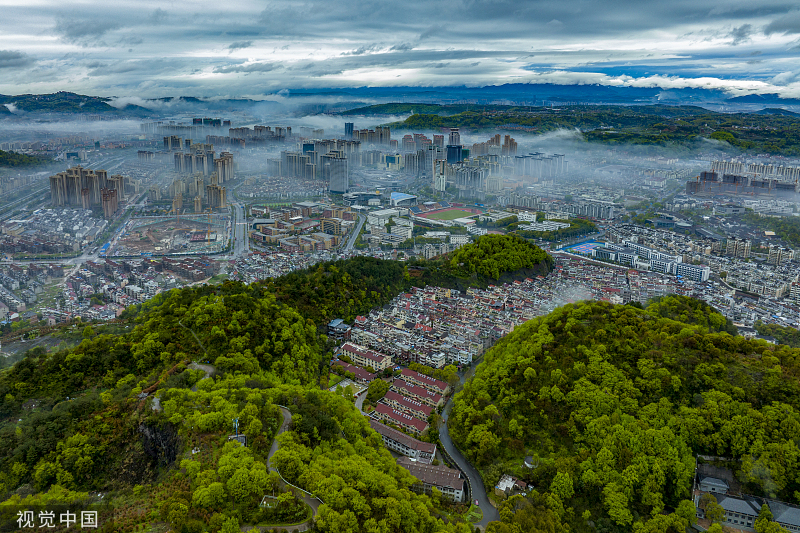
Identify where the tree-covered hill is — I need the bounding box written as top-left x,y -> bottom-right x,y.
0,245 -> 553,533
0,92 -> 152,116
0,281 -> 477,533
379,104 -> 800,156
258,238 -> 552,325
0,149 -> 49,167
449,296 -> 800,533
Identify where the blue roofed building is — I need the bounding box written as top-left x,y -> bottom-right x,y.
390,192 -> 417,207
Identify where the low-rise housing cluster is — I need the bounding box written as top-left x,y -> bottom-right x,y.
0,208 -> 107,255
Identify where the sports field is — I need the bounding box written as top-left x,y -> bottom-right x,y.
425,208 -> 478,220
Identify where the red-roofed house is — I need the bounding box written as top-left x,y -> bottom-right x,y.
381,390 -> 433,421
400,369 -> 449,395
333,360 -> 376,383
341,342 -> 393,371
374,403 -> 428,435
391,379 -> 444,408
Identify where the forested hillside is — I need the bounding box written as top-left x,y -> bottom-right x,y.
0,244 -> 553,533
379,104 -> 800,155
0,149 -> 48,167
258,238 -> 552,325
0,282 -> 477,532
449,296 -> 800,533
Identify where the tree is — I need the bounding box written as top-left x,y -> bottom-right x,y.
220,517 -> 239,533
365,379 -> 390,405
549,472 -> 574,501
700,493 -> 725,524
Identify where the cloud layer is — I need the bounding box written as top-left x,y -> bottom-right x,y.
1,0 -> 800,98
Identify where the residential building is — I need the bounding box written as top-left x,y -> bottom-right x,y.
400,368 -> 450,395
391,379 -> 444,409
397,457 -> 465,503
373,403 -> 428,435
369,419 -> 436,463
332,360 -> 375,383
341,342 -> 393,371
380,390 -> 433,421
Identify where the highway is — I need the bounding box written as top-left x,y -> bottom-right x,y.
344,213 -> 365,251
229,202 -> 248,258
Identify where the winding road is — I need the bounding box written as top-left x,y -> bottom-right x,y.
259,406 -> 321,533
438,376 -> 500,529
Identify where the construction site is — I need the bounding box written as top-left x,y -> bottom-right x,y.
106,214 -> 229,257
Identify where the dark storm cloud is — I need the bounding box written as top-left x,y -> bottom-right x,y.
87,59 -> 186,77
4,0 -> 800,97
764,10 -> 800,34
728,24 -> 754,45
54,17 -> 121,46
0,50 -> 34,69
228,41 -> 253,50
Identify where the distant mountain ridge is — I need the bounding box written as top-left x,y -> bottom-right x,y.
0,91 -> 152,116
1,84 -> 799,119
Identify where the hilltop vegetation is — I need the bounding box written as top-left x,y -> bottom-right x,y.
450,296 -> 800,532
0,244 -> 553,533
258,237 -> 552,325
447,233 -> 552,280
0,281 -> 478,533
0,149 -> 48,167
0,92 -> 151,116
377,104 -> 800,156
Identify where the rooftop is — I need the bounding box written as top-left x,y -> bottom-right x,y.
397,456 -> 463,491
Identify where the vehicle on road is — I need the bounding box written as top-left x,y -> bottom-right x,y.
475,500 -> 479,506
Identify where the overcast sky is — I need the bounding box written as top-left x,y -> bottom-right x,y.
1,0 -> 800,98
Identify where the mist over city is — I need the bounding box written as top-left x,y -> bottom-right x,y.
2,2 -> 800,533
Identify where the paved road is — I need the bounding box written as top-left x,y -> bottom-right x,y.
258,406 -> 320,533
438,384 -> 500,529
344,213 -> 365,251
355,389 -> 367,413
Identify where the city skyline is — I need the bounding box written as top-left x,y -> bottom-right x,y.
0,0 -> 799,99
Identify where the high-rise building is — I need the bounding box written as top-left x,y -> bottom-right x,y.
502,135 -> 517,156
163,136 -> 183,151
49,166 -> 119,208
768,245 -> 793,265
323,151 -> 349,194
172,193 -> 183,214
725,238 -> 751,258
101,188 -> 118,219
433,135 -> 444,149
345,122 -> 354,138
448,128 -> 461,146
194,196 -> 202,213
433,160 -> 447,192
214,152 -> 234,184
376,126 -> 391,145
446,145 -> 463,164
206,184 -> 227,209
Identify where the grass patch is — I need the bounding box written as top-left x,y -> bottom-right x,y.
463,504 -> 483,523
328,373 -> 345,388
425,209 -> 477,221
207,273 -> 228,284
